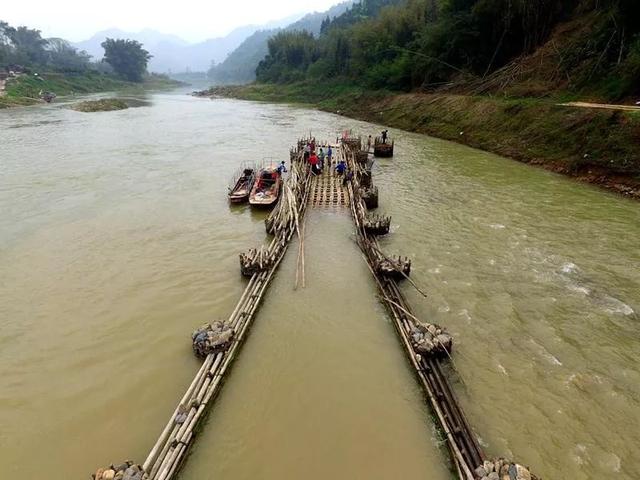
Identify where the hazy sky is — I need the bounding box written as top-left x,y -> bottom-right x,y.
2,0 -> 340,42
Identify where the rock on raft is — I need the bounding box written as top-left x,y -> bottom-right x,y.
474,459 -> 534,480
93,462 -> 146,480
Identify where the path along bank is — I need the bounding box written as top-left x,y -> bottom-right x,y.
196,82 -> 640,200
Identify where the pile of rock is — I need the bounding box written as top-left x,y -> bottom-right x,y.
474,459 -> 534,480
375,255 -> 411,279
355,150 -> 369,164
239,247 -> 275,275
361,185 -> 379,209
410,322 -> 453,357
92,462 -> 146,480
363,214 -> 391,235
192,321 -> 234,358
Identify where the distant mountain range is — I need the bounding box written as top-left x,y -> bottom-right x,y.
71,2 -> 353,80
72,14 -> 301,73
209,1 -> 353,84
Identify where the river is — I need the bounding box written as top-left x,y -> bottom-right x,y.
0,91 -> 638,480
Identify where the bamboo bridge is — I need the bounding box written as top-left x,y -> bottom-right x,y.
91,138 -> 536,480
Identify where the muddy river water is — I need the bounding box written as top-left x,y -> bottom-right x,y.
1,91 -> 639,480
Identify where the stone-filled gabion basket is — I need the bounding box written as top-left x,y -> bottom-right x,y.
191,321 -> 235,358
474,458 -> 536,480
410,322 -> 453,357
92,462 -> 147,480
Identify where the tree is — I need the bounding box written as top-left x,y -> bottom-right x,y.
46,38 -> 90,72
0,21 -> 14,65
1,23 -> 48,66
101,38 -> 151,82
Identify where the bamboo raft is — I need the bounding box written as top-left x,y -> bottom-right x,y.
92,143 -> 312,480
342,141 -> 536,480
92,135 -> 536,480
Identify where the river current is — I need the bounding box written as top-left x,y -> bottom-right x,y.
0,91 -> 638,480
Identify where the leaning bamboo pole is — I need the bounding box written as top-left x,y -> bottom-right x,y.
342,140 -> 537,480
120,149 -> 312,480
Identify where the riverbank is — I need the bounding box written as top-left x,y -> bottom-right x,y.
197,82 -> 640,199
0,72 -> 182,109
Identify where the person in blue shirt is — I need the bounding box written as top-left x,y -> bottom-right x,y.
336,160 -> 346,175
276,161 -> 287,175
326,146 -> 333,168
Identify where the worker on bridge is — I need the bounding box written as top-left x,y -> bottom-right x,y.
309,152 -> 320,175
381,130 -> 388,144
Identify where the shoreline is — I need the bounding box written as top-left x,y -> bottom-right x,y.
196,83 -> 640,200
0,72 -> 183,110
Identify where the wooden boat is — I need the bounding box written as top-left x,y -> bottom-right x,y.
228,167 -> 255,203
373,137 -> 394,157
249,167 -> 281,207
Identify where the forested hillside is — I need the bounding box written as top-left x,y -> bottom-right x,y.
208,1 -> 353,84
255,0 -> 640,100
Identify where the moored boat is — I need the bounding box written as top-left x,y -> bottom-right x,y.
249,166 -> 281,207
228,167 -> 256,203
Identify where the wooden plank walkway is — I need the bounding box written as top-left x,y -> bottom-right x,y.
310,170 -> 350,208
310,145 -> 350,208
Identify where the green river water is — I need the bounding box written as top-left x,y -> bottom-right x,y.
0,91 -> 638,480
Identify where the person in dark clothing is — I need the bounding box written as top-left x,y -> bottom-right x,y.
276,161 -> 287,175
381,130 -> 388,143
336,160 -> 347,175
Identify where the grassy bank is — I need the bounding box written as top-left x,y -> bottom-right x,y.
200,82 -> 640,199
0,72 -> 182,109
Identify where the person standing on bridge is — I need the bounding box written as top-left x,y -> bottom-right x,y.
367,135 -> 372,151
326,145 -> 333,168
381,130 -> 388,144
276,161 -> 287,175
318,148 -> 325,171
304,143 -> 311,162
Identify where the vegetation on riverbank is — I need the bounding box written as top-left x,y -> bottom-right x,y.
196,0 -> 640,199
199,82 -> 640,198
0,19 -> 182,109
71,98 -> 129,112
0,72 -> 181,109
255,1 -> 640,101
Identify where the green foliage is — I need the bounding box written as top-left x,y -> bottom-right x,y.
0,20 -> 91,71
5,72 -> 130,98
256,31 -> 319,83
211,81 -> 640,183
252,0 -> 640,99
101,38 -> 151,82
208,1 -> 353,85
